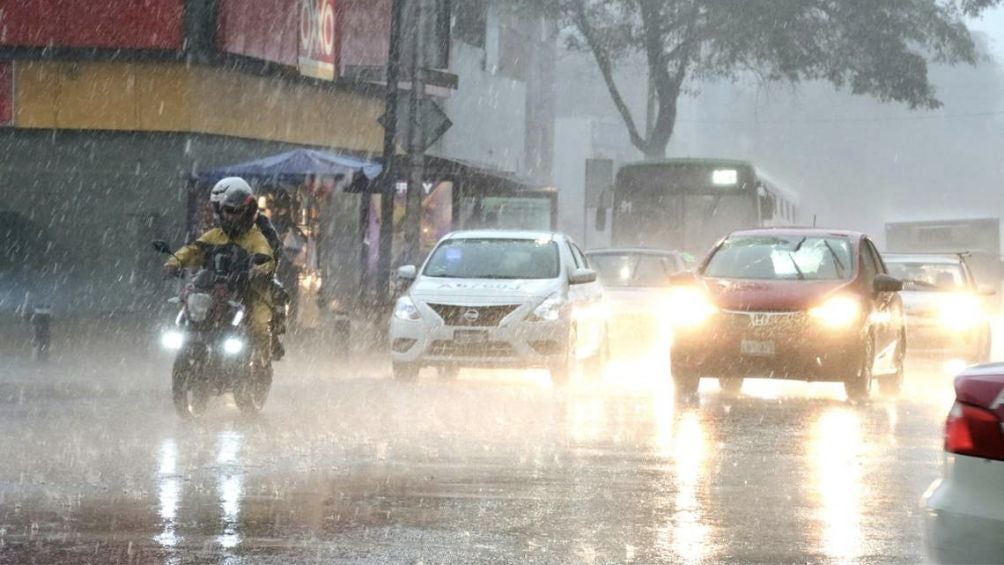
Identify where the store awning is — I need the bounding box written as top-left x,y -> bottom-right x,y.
351,154 -> 546,195
197,149 -> 383,187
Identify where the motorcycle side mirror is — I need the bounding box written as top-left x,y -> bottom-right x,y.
152,240 -> 172,255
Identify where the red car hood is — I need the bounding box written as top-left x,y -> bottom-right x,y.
700,277 -> 853,312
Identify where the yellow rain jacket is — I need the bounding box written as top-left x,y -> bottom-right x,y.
165,226 -> 276,357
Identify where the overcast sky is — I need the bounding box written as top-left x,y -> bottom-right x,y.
969,6 -> 1004,60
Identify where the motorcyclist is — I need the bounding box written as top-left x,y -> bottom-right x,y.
164,180 -> 276,365
208,178 -> 288,360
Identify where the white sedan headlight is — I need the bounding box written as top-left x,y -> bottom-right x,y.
809,295 -> 860,328
938,293 -> 983,331
529,292 -> 564,322
393,296 -> 421,321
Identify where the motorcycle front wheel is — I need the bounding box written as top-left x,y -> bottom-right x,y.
234,357 -> 272,415
172,350 -> 209,419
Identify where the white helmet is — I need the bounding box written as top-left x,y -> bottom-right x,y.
210,177 -> 252,219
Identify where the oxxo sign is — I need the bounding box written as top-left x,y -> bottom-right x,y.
299,0 -> 337,80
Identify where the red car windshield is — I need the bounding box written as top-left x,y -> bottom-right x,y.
704,235 -> 853,281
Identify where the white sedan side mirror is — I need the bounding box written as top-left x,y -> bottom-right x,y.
569,268 -> 597,285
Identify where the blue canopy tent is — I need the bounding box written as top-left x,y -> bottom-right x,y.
188,149 -> 383,237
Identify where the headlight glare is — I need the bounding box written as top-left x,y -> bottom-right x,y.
393,296 -> 421,321
666,287 -> 717,328
222,337 -> 245,355
939,293 -> 983,330
809,296 -> 860,328
161,330 -> 185,350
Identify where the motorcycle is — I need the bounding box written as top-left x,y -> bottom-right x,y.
153,240 -> 273,418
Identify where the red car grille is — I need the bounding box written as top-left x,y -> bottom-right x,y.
719,311 -> 807,332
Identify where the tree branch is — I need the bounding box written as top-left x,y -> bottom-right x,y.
571,0 -> 648,153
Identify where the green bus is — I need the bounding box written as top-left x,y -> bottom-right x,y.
596,158 -> 800,256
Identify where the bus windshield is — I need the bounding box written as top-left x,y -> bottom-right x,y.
703,235 -> 853,281
614,191 -> 756,253
610,162 -> 765,254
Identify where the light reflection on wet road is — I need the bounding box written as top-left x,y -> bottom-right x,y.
0,342 -> 960,564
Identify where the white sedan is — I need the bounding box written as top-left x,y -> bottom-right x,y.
923,363 -> 1004,563
389,230 -> 607,383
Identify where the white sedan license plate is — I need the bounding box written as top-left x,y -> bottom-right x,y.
741,339 -> 775,357
455,330 -> 487,345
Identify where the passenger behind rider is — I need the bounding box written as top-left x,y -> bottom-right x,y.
163,178 -> 275,364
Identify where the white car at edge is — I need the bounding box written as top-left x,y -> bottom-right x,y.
923,363 -> 1004,563
389,230 -> 607,383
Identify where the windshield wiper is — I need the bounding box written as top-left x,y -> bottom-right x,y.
785,251 -> 806,280
822,240 -> 846,278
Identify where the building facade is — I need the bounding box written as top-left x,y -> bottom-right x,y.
0,0 -> 556,315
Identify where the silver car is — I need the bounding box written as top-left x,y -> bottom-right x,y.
883,253 -> 993,365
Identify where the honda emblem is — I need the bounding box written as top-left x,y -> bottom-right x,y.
751,313 -> 770,327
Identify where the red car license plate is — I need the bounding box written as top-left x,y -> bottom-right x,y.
741,339 -> 775,357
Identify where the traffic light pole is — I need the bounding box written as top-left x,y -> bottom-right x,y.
404,0 -> 426,265
377,0 -> 405,302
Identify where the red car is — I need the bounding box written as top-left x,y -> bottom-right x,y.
669,228 -> 905,400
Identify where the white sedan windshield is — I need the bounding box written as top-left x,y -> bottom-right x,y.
423,238 -> 560,279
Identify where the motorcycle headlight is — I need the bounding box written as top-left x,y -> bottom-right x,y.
161,330 -> 185,350
393,296 -> 421,321
186,292 -> 213,323
666,287 -> 717,328
528,292 -> 564,322
939,293 -> 983,331
809,295 -> 860,328
222,336 -> 245,355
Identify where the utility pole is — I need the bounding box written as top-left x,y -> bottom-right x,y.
404,0 -> 426,264
377,0 -> 405,303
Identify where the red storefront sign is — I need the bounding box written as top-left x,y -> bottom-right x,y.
298,0 -> 339,80
216,0 -> 395,81
339,0 -> 390,74
0,0 -> 183,50
0,62 -> 11,126
217,0 -> 298,66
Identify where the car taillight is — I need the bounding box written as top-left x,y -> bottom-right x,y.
944,401 -> 1004,461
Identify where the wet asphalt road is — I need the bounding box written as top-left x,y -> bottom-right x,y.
0,327 -> 968,564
